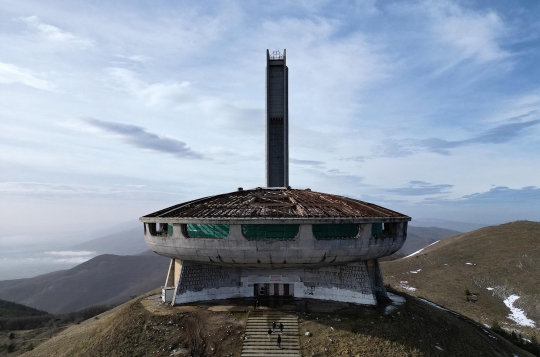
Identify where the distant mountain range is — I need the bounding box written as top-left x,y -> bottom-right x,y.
0,253 -> 169,314
398,226 -> 462,256
69,227 -> 149,255
382,220 -> 540,336
411,218 -> 487,232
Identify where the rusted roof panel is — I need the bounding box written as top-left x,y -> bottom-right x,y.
143,188 -> 409,219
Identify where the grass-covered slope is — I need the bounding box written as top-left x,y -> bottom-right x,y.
20,291 -> 247,357
382,220 -> 540,336
20,290 -> 534,357
299,293 -> 532,357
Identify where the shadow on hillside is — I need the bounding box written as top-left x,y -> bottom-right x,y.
293,290 -> 532,357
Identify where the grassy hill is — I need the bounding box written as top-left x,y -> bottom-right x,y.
382,220 -> 540,338
17,289 -> 534,357
0,254 -> 169,314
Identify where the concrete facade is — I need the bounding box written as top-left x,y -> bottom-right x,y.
149,220 -> 405,305
164,259 -> 380,305
144,222 -> 407,268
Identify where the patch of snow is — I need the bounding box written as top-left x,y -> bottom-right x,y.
388,293 -> 406,305
399,281 -> 417,291
465,262 -> 473,265
385,293 -> 407,314
410,269 -> 422,274
503,295 -> 536,327
435,345 -> 444,351
486,287 -> 494,291
404,241 -> 439,258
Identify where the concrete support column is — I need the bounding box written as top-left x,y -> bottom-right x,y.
366,259 -> 388,301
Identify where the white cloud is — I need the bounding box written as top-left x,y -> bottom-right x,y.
0,61 -> 55,90
425,0 -> 508,63
20,15 -> 92,46
106,67 -> 192,106
114,54 -> 151,63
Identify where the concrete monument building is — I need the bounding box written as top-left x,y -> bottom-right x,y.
140,50 -> 411,306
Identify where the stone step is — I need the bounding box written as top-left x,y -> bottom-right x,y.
243,345 -> 300,349
245,332 -> 298,335
246,327 -> 298,330
247,326 -> 298,329
243,341 -> 299,344
248,319 -> 298,322
240,350 -> 302,357
242,313 -> 301,357
246,327 -> 298,336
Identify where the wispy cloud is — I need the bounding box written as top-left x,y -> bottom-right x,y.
424,0 -> 509,64
105,68 -> 263,132
388,181 -> 453,196
372,119 -> 540,158
82,118 -> 204,159
460,186 -> 540,204
418,120 -> 540,155
20,16 -> 92,46
0,62 -> 55,90
0,181 -> 183,199
290,158 -> 325,166
114,54 -> 151,63
339,156 -> 366,163
106,67 -> 192,106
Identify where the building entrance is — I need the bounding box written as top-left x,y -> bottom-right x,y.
254,283 -> 294,297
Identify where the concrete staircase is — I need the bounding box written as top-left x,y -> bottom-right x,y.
241,311 -> 301,357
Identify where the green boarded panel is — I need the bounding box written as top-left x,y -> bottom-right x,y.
186,224 -> 229,238
167,224 -> 174,236
242,224 -> 299,240
372,223 -> 383,236
312,224 -> 359,239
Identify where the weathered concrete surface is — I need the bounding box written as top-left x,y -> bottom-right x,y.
145,223 -> 407,268
169,260 -> 378,306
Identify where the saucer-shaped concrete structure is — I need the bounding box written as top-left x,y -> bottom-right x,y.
140,50 -> 411,305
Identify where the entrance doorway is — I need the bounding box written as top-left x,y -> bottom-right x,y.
254,283 -> 294,297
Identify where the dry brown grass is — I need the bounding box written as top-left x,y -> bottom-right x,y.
382,221 -> 540,338
20,291 -> 247,357
298,292 -> 533,357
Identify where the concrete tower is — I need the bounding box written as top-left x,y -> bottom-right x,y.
266,49 -> 289,187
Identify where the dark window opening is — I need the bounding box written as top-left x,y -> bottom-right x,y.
242,224 -> 299,240
312,224 -> 359,240
372,222 -> 400,238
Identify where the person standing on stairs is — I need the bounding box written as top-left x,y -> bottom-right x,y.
277,334 -> 282,349
267,327 -> 272,340
272,321 -> 276,331
279,322 -> 284,333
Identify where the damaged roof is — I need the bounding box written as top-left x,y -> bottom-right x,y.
141,188 -> 410,222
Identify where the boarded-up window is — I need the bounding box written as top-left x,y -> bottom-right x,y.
183,224 -> 229,238
242,224 -> 299,240
372,223 -> 383,236
312,224 -> 359,239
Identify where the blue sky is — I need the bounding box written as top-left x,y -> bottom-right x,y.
0,0 -> 539,238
